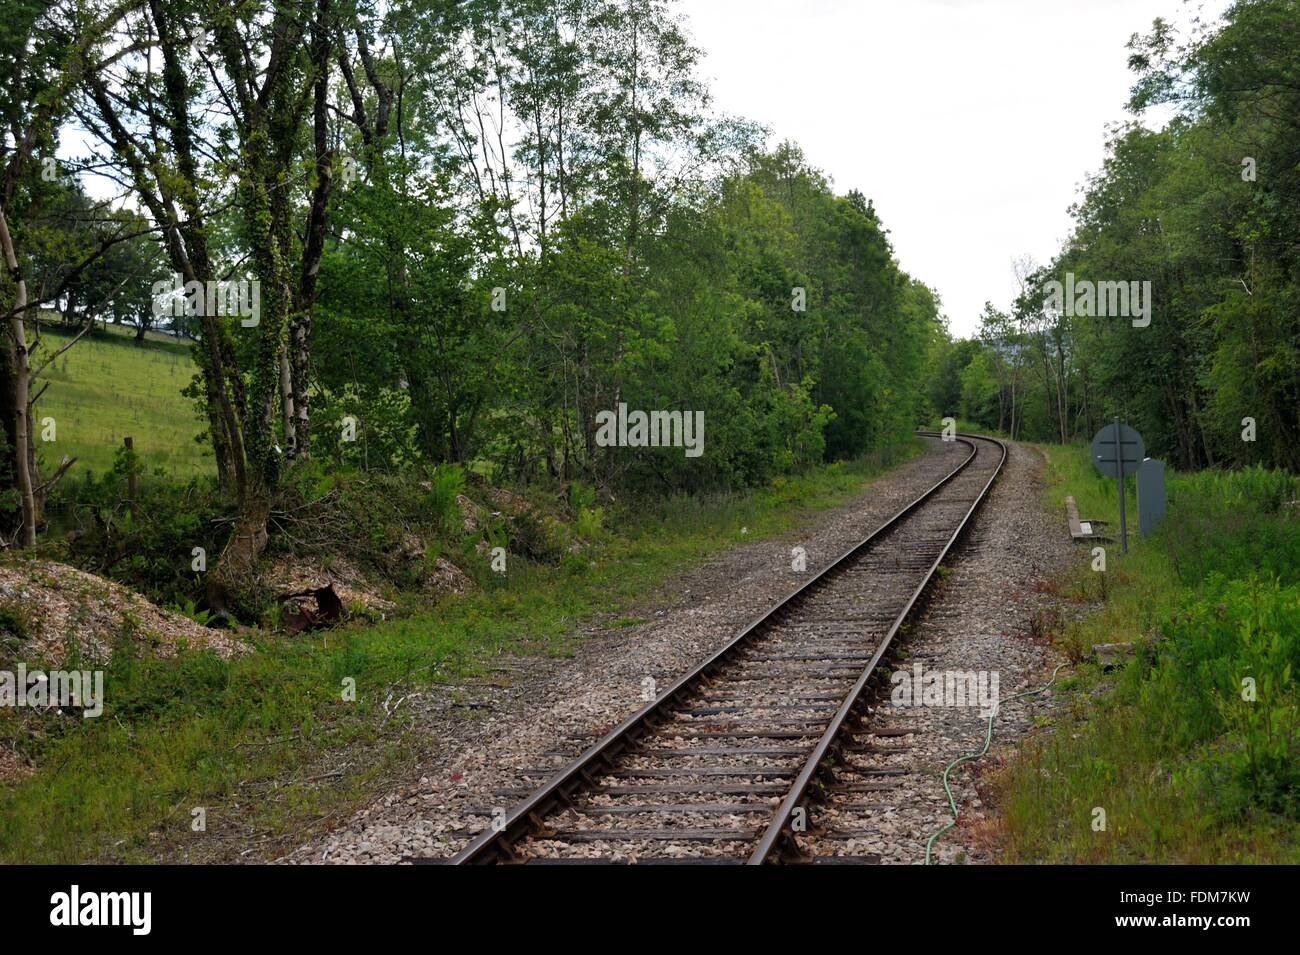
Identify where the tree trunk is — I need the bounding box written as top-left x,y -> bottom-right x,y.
205,494 -> 270,619
0,204 -> 36,547
279,345 -> 295,452
289,0 -> 334,460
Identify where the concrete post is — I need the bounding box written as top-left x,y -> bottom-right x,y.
1137,457 -> 1165,536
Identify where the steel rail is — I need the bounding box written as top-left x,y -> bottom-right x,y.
748,432 -> 1007,863
448,432 -> 993,864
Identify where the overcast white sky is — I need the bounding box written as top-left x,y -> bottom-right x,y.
680,0 -> 1225,337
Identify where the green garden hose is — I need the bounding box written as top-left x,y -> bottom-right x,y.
924,662 -> 1070,865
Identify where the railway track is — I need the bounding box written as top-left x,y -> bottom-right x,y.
432,432 -> 1006,864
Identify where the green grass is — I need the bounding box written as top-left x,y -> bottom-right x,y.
29,321 -> 212,479
996,443 -> 1300,863
0,439 -> 922,863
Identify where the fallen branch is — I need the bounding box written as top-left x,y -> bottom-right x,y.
34,454 -> 78,496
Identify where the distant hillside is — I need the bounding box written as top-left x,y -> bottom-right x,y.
30,321 -> 213,478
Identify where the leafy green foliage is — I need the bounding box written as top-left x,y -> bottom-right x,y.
52,466 -> 224,609
926,0 -> 1300,471
422,464 -> 467,533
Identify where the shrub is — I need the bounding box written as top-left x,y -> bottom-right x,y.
1196,580 -> 1300,816
575,506 -> 605,540
51,463 -> 224,609
423,464 -> 466,533
567,481 -> 597,515
508,509 -> 562,563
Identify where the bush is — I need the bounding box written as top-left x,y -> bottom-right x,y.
1164,579 -> 1300,817
422,464 -> 466,533
1177,465 -> 1298,514
575,506 -> 605,540
567,480 -> 597,515
508,509 -> 563,563
51,462 -> 224,609
1160,466 -> 1300,586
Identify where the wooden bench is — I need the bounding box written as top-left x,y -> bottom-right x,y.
1066,495 -> 1111,541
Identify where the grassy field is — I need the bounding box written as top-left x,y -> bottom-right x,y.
996,443 -> 1300,863
0,440 -> 922,863
29,321 -> 212,479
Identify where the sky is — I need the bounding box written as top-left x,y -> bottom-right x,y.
679,0 -> 1226,337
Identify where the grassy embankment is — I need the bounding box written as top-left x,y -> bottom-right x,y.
996,442 -> 1300,863
1,403 -> 924,860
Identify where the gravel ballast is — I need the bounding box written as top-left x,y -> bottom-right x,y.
281,438 -> 1072,865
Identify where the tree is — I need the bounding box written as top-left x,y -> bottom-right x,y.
1,0 -> 142,546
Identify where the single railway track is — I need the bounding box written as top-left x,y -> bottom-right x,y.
429,432 -> 1006,864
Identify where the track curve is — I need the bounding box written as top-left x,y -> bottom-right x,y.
433,432 -> 1006,864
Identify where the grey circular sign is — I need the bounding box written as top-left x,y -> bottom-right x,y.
1091,422 -> 1145,478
